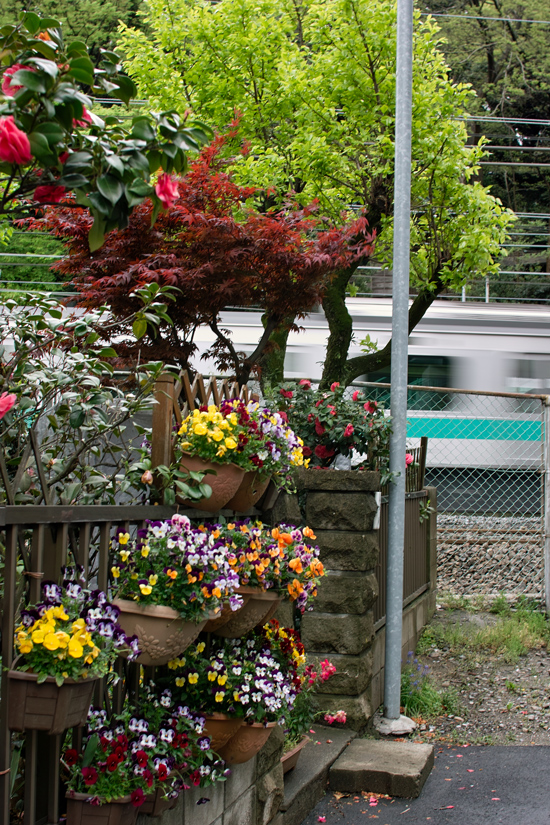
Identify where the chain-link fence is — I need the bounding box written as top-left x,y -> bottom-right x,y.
356,381 -> 548,602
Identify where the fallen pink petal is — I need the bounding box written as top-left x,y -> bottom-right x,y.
318,818 -> 326,823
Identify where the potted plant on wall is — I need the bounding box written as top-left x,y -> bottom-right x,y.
110,515 -> 241,665
269,380 -> 391,474
163,621 -> 307,765
174,398 -> 306,512
9,569 -> 139,736
202,520 -> 324,636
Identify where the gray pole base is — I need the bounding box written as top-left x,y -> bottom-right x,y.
374,713 -> 417,736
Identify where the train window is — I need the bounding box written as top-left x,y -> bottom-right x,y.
507,359 -> 550,395
363,356 -> 451,410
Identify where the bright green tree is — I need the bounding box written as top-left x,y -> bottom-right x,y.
0,0 -> 142,56
119,0 -> 514,386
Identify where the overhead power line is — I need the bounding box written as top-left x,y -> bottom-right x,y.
422,12 -> 550,25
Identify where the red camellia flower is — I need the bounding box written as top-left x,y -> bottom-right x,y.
155,173 -> 179,209
302,445 -> 312,457
364,400 -> 377,414
352,390 -> 361,401
279,389 -> 293,399
314,418 -> 325,436
58,151 -> 69,164
330,382 -> 340,391
1,64 -> 35,97
131,788 -> 145,807
314,445 -> 335,459
0,392 -> 16,420
344,423 -> 354,437
299,379 -> 312,389
0,117 -> 31,165
64,749 -> 78,766
34,185 -> 66,204
82,767 -> 98,786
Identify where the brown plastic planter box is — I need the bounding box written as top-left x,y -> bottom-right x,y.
8,669 -> 98,735
66,793 -> 137,825
139,789 -> 179,817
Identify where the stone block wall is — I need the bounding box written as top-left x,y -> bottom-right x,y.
136,726 -> 285,825
292,468 -> 381,731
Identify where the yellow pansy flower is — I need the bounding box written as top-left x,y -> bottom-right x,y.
188,673 -> 199,685
148,574 -> 158,586
212,429 -> 223,442
139,584 -> 152,595
196,642 -> 205,653
52,606 -> 69,621
68,637 -> 84,658
111,566 -> 121,578
118,532 -> 130,545
214,692 -> 224,703
193,423 -> 207,436
120,550 -> 130,562
225,437 -> 237,450
43,633 -> 60,651
19,639 -> 33,654
31,628 -> 46,644
141,546 -> 150,558
176,677 -> 186,687
217,674 -> 228,686
55,631 -> 70,649
208,671 -> 217,682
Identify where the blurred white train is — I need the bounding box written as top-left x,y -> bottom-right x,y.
192,299 -> 550,514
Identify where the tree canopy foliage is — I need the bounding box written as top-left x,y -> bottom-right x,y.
30,133 -> 376,382
422,0 -> 550,288
119,0 -> 515,385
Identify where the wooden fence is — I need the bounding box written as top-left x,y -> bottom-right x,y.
0,504 -> 176,825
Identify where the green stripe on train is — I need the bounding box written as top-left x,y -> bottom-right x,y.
407,417 -> 542,441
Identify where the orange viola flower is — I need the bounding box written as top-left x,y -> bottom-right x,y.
287,579 -> 304,600
303,526 -> 316,540
289,558 -> 303,574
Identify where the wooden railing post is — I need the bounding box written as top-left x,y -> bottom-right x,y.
151,373 -> 176,470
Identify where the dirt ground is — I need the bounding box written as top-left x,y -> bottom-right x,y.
407,607 -> 550,746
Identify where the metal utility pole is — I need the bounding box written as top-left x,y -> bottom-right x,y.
379,0 -> 416,734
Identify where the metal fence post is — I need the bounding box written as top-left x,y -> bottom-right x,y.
543,398 -> 550,614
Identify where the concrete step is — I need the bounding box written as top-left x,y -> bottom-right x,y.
329,739 -> 434,798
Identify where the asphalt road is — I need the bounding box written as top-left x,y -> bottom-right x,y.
301,745 -> 550,825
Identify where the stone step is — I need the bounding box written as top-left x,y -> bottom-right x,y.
329,739 -> 434,798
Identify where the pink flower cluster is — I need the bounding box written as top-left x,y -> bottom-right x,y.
0,116 -> 31,165
324,710 -> 347,725
155,173 -> 179,209
0,392 -> 16,421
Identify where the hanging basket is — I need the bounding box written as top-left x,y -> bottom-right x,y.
202,587 -> 253,633
217,721 -> 277,765
226,471 -> 271,513
139,789 -> 179,818
8,668 -> 99,735
113,599 -> 209,667
65,792 -> 137,825
179,454 -> 245,512
212,588 -> 283,639
203,713 -> 244,752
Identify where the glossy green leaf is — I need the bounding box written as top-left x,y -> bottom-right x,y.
12,69 -> 46,94
132,318 -> 147,339
97,174 -> 123,205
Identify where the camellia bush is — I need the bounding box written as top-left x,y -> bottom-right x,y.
0,285 -> 205,506
0,12 -> 211,249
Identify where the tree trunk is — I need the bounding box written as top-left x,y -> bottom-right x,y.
257,315 -> 295,389
320,266 -> 357,389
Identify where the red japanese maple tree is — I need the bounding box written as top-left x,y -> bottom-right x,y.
29,131 -> 376,382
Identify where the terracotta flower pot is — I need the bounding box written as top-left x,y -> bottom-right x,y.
212,588 -> 283,639
8,669 -> 98,735
139,788 -> 179,817
113,599 -> 209,667
179,454 -> 245,512
203,590 -> 251,633
65,792 -> 137,825
226,471 -> 271,512
203,713 -> 244,751
217,721 -> 277,764
281,735 -> 310,774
